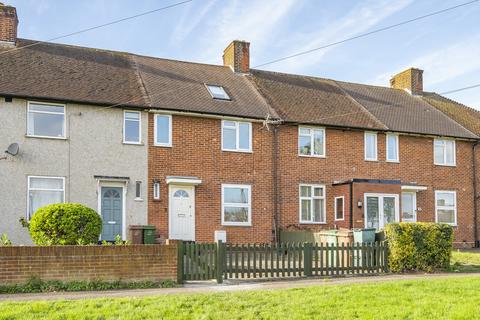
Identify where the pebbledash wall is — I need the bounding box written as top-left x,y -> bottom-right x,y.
0,98 -> 148,244
277,125 -> 476,247
0,243 -> 177,284
148,113 -> 275,244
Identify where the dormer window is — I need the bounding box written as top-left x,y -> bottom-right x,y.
206,84 -> 230,100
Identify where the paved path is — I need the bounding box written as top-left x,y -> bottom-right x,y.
1,273 -> 479,302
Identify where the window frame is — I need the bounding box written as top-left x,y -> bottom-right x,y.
435,190 -> 457,226
123,110 -> 141,145
153,181 -> 160,200
334,196 -> 345,221
434,139 -> 456,166
386,133 -> 399,163
27,175 -> 65,220
205,84 -> 231,100
221,184 -> 252,226
221,120 -> 252,153
298,126 -> 326,158
364,132 -> 378,161
27,101 -> 66,139
299,184 -> 326,224
154,114 -> 173,147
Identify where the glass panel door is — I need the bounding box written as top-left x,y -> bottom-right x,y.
366,196 -> 380,228
383,197 -> 396,225
401,192 -> 416,222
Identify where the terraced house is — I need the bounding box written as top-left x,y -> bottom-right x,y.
0,3 -> 478,247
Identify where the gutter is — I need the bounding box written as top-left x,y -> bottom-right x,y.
473,141 -> 479,247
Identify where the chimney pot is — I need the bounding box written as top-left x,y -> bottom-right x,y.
390,68 -> 424,95
0,3 -> 18,45
223,40 -> 250,73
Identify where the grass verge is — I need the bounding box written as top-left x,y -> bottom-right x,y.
0,277 -> 176,294
450,250 -> 480,272
0,276 -> 479,319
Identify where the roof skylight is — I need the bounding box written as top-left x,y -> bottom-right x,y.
206,84 -> 230,100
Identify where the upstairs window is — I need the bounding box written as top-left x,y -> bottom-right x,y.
299,184 -> 326,224
222,120 -> 252,152
364,132 -> 377,161
27,102 -> 65,138
298,127 -> 325,157
154,114 -> 172,147
434,139 -> 455,166
123,111 -> 141,144
435,191 -> 457,225
206,84 -> 230,100
386,134 -> 399,162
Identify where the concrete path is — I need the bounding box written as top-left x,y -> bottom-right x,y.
1,273 -> 479,302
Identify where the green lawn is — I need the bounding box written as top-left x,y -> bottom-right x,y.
450,250 -> 480,272
1,277 -> 480,320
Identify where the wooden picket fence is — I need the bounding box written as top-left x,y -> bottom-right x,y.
177,241 -> 388,284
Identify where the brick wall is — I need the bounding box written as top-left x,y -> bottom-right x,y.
277,125 -> 476,246
0,4 -> 18,43
148,114 -> 275,243
0,244 -> 177,285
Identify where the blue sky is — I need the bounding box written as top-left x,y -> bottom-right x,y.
7,0 -> 480,108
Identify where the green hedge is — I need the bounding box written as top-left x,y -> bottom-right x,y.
384,222 -> 453,273
29,203 -> 102,245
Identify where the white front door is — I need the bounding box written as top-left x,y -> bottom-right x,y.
401,192 -> 417,222
169,185 -> 195,241
364,193 -> 399,229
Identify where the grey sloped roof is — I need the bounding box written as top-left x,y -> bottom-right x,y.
250,69 -> 478,139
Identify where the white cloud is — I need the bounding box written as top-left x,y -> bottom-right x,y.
196,0 -> 299,64
371,34 -> 480,88
264,0 -> 413,73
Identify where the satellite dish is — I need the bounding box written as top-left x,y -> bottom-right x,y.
5,143 -> 19,156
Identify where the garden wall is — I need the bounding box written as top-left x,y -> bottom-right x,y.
0,243 -> 177,285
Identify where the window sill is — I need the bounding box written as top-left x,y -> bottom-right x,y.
386,160 -> 400,163
25,135 -> 67,140
434,163 -> 456,167
222,223 -> 252,227
123,142 -> 144,146
153,144 -> 172,148
134,198 -> 144,202
298,154 -> 326,158
299,222 -> 327,225
222,149 -> 253,154
334,218 -> 345,221
365,158 -> 378,162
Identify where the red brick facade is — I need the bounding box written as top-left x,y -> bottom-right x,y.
0,4 -> 18,43
147,114 -> 477,246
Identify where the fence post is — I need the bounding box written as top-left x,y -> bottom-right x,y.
383,241 -> 389,272
304,242 -> 312,277
216,240 -> 224,284
177,241 -> 184,285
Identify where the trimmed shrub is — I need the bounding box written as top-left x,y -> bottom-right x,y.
384,222 -> 453,273
29,203 -> 102,245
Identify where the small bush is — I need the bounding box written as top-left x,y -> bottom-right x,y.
0,233 -> 12,246
29,203 -> 102,245
0,276 -> 176,294
384,222 -> 453,273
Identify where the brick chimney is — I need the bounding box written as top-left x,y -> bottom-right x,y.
0,2 -> 18,45
390,68 -> 424,95
223,40 -> 250,73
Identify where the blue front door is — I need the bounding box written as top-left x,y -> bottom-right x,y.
101,187 -> 123,241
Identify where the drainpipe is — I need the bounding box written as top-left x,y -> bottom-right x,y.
473,141 -> 479,247
272,125 -> 280,243
349,181 -> 354,229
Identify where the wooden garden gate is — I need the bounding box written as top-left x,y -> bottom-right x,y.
177,241 -> 388,284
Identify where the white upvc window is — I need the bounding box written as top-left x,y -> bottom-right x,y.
221,120 -> 252,152
434,139 -> 456,166
27,176 -> 65,220
123,110 -> 141,144
27,101 -> 66,138
154,114 -> 172,147
299,184 -> 326,224
386,134 -> 399,162
298,127 -> 325,157
364,132 -> 377,161
222,184 -> 251,226
435,190 -> 457,226
335,196 -> 345,221
153,181 -> 160,200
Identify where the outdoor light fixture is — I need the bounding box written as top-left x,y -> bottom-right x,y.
357,200 -> 363,208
